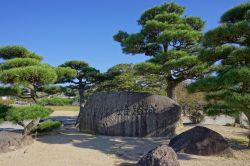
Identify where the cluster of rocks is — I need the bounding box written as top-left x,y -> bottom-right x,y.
78,92 -> 233,166
136,126 -> 232,166
0,131 -> 33,153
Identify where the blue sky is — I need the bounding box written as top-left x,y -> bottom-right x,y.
0,0 -> 247,72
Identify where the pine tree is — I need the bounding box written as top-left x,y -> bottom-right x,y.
114,3 -> 206,100
0,45 -> 76,135
188,3 -> 250,147
58,60 -> 103,124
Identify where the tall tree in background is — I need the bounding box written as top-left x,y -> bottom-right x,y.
58,60 -> 102,123
188,3 -> 250,147
114,2 -> 207,100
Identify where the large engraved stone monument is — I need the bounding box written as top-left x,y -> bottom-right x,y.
79,92 -> 181,137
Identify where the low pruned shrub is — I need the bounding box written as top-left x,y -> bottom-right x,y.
38,97 -> 73,106
37,120 -> 62,132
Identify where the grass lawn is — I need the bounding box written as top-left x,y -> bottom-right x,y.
46,106 -> 79,112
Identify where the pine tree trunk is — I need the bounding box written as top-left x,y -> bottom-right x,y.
76,85 -> 85,125
30,85 -> 38,103
23,119 -> 40,136
166,81 -> 177,101
165,80 -> 183,128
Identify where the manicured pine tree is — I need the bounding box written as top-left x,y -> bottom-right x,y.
58,60 -> 103,124
114,2 -> 207,100
188,3 -> 250,147
0,45 -> 76,135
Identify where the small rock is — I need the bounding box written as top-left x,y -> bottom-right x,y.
24,149 -> 28,154
137,145 -> 180,166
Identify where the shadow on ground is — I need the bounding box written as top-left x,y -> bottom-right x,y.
36,125 -> 198,166
34,113 -> 250,165
37,127 -> 170,162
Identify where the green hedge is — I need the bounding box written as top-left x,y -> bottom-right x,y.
38,97 -> 73,106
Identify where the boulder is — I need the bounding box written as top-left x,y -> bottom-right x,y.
0,131 -> 33,153
238,112 -> 249,128
169,126 -> 231,156
137,145 -> 180,166
79,92 -> 181,137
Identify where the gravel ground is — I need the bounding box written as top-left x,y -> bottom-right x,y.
0,111 -> 249,166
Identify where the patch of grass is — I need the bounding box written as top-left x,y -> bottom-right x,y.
45,106 -> 79,112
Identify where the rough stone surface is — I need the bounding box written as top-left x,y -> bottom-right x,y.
79,92 -> 181,137
137,145 -> 180,166
169,126 -> 231,156
0,131 -> 33,153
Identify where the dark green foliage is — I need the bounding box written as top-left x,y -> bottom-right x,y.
0,104 -> 11,123
38,97 -> 73,106
59,60 -> 88,70
6,105 -> 53,123
2,105 -> 53,135
188,3 -> 250,122
0,86 -> 20,96
37,120 -> 62,132
138,3 -> 185,25
0,45 -> 42,60
0,64 -> 57,84
0,56 -> 58,102
58,60 -> 103,115
38,86 -> 66,95
63,87 -> 77,97
0,46 -> 76,103
55,67 -> 77,83
220,2 -> 250,23
58,60 -> 102,84
0,58 -> 41,70
114,2 -> 206,99
97,64 -> 167,95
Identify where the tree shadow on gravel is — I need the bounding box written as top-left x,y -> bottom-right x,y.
36,125 -> 197,164
36,126 -> 172,162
